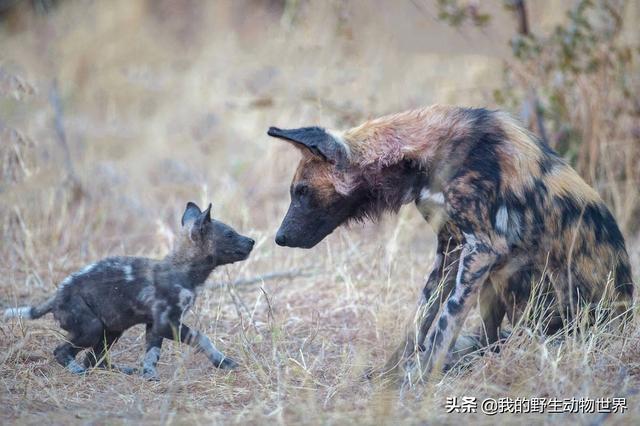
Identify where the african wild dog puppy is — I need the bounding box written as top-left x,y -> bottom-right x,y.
267,106 -> 634,381
3,202 -> 254,380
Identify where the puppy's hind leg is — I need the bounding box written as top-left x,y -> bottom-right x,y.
56,314 -> 105,375
54,343 -> 85,374
83,331 -> 137,375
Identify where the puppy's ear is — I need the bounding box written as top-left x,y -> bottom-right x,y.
267,126 -> 348,167
189,203 -> 212,241
182,202 -> 201,227
201,203 -> 212,223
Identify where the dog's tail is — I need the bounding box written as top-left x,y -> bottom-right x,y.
3,296 -> 56,320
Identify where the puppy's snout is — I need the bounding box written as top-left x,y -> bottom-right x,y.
242,237 -> 255,256
275,232 -> 286,246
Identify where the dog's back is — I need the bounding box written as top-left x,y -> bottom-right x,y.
52,256 -> 155,333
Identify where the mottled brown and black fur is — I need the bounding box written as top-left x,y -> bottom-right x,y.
4,202 -> 254,380
268,106 -> 634,381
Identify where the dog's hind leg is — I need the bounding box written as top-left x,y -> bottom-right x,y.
478,279 -> 506,350
54,343 -> 85,374
83,331 -> 137,375
55,314 -> 105,375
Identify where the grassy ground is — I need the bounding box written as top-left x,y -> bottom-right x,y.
1,1 -> 639,424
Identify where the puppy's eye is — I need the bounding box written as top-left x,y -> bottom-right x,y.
294,184 -> 309,197
224,230 -> 234,239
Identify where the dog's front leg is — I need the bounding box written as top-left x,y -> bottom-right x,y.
142,323 -> 163,381
177,324 -> 238,370
407,233 -> 498,385
376,237 -> 460,381
154,317 -> 238,370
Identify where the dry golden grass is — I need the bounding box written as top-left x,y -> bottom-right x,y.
1,1 -> 639,424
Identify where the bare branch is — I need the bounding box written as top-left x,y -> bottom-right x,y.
210,267 -> 316,290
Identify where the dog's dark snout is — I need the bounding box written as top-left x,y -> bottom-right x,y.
247,238 -> 255,246
275,232 -> 286,246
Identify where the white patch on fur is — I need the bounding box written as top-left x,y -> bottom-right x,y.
143,347 -> 161,372
431,253 -> 443,271
66,360 -> 85,374
326,129 -> 351,158
79,263 -> 96,275
123,264 -> 134,282
159,307 -> 170,326
495,205 -> 508,234
455,254 -> 466,289
462,233 -> 478,251
3,306 -> 32,320
138,286 -> 155,306
178,288 -> 194,312
449,233 -> 487,310
419,188 -> 445,205
59,262 -> 97,290
59,275 -> 73,289
416,188 -> 448,228
454,234 -> 478,292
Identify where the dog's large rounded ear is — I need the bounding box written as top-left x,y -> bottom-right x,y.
182,202 -> 202,227
267,126 -> 348,167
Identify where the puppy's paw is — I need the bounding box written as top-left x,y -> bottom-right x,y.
67,360 -> 87,375
142,368 -> 160,381
115,365 -> 138,375
216,357 -> 238,370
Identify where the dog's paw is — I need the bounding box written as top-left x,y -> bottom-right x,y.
67,360 -> 88,375
142,368 -> 160,381
216,357 -> 238,370
115,365 -> 138,375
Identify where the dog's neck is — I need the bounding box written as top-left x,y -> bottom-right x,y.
338,106 -> 474,210
160,253 -> 217,289
343,105 -> 473,169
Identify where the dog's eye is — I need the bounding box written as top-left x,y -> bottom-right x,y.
224,230 -> 234,239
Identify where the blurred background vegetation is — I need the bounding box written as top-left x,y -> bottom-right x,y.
1,0 -> 638,235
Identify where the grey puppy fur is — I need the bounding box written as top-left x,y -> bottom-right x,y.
3,201 -> 254,380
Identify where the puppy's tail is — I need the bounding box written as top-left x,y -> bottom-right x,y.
3,296 -> 56,320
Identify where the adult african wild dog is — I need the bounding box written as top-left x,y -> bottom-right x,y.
3,202 -> 254,380
268,106 -> 634,380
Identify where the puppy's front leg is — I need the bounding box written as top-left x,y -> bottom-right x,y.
142,323 -> 163,381
177,324 -> 238,370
